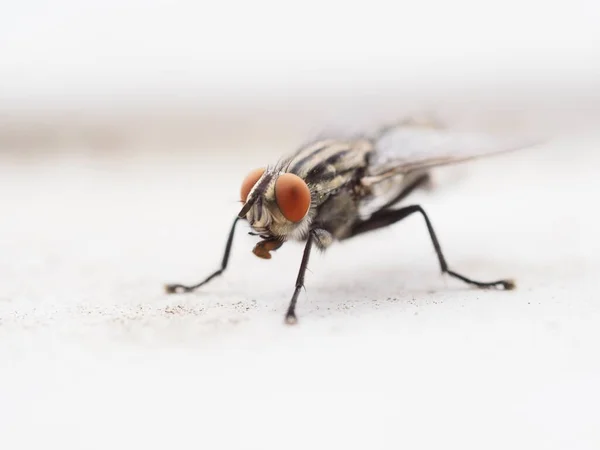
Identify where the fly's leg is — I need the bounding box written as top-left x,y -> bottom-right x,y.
285,230 -> 316,325
377,171 -> 432,210
350,205 -> 515,290
165,217 -> 240,294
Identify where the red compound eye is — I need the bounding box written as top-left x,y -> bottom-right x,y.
240,168 -> 265,202
275,173 -> 311,222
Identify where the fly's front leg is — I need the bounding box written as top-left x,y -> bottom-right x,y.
350,205 -> 515,290
284,230 -> 318,325
165,217 -> 240,294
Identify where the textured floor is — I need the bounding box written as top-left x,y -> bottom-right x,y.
1,130 -> 599,449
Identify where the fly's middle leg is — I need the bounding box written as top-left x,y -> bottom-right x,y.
349,205 -> 515,290
164,216 -> 240,294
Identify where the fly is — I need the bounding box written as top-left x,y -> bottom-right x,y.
165,117 -> 539,324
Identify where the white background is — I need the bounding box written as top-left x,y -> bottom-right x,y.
1,0 -> 599,110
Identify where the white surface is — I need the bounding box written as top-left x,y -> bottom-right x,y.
1,131 -> 599,449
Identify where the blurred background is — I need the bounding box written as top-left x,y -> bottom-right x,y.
1,0 -> 599,158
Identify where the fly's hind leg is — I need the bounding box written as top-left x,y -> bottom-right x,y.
377,171 -> 433,210
349,205 -> 515,290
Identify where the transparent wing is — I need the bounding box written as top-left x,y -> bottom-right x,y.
357,120 -> 542,218
364,122 -> 541,182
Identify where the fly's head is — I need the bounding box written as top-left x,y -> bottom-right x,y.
237,166 -> 314,257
